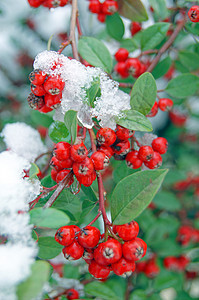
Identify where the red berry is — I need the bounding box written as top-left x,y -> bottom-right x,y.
138,146 -> 154,162
88,260 -> 110,279
51,168 -> 58,181
152,137 -> 168,154
114,62 -> 129,78
73,157 -> 94,177
144,260 -> 160,278
112,257 -> 135,277
125,150 -> 143,169
62,240 -> 84,260
53,142 -> 71,161
83,248 -> 94,262
91,151 -> 109,170
130,22 -> 142,36
78,226 -> 101,248
70,225 -> 80,234
169,110 -> 187,127
38,104 -> 53,113
94,238 -> 122,266
44,75 -> 65,95
188,5 -> 199,22
158,98 -> 173,111
55,226 -> 75,246
43,0 -> 68,8
76,171 -> 96,187
164,256 -> 179,271
113,140 -> 130,156
29,69 -> 47,85
66,288 -> 79,300
99,146 -> 114,158
116,125 -> 134,141
125,58 -> 141,78
138,63 -> 147,76
115,48 -> 129,62
50,156 -> 73,171
27,93 -> 45,110
123,237 -> 147,261
89,0 -> 101,14
28,0 -> 43,8
102,0 -> 118,15
71,142 -> 88,162
177,225 -> 192,246
144,151 -> 162,169
96,127 -> 117,146
45,93 -> 62,108
178,255 -> 190,271
56,169 -> 74,185
146,101 -> 158,117
31,84 -> 46,97
97,13 -> 106,23
135,261 -> 147,273
113,221 -> 139,241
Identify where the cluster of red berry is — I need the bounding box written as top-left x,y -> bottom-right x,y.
27,69 -> 65,113
114,48 -> 147,78
177,225 -> 199,246
45,288 -> 79,300
55,221 -> 147,279
164,255 -> 190,272
130,22 -> 142,36
88,0 -> 118,23
136,256 -> 160,278
28,0 -> 69,9
147,98 -> 174,118
188,5 -> 199,22
174,175 -> 199,198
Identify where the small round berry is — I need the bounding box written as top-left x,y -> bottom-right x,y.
51,168 -> 58,181
88,260 -> 110,279
38,104 -> 53,113
27,92 -> 45,110
53,142 -> 71,161
76,171 -> 96,187
55,226 -> 75,246
152,137 -> 168,154
56,169 -> 74,186
146,101 -> 158,117
96,127 -> 117,146
28,0 -> 43,8
115,48 -> 129,62
66,288 -> 79,300
113,221 -> 139,241
97,13 -> 106,23
29,69 -> 47,85
188,5 -> 199,23
123,237 -> 147,261
112,257 -> 136,277
70,225 -> 80,234
62,241 -> 84,260
78,226 -> 101,248
138,146 -> 154,162
169,110 -> 187,127
99,146 -> 114,158
114,62 -> 129,78
125,58 -> 141,78
102,0 -> 118,15
50,156 -> 73,171
116,125 -> 134,141
91,151 -> 109,170
158,98 -> 173,111
71,142 -> 88,162
164,256 -> 180,271
113,140 -> 130,155
43,75 -> 65,95
89,0 -> 101,14
144,151 -> 162,169
31,84 -> 46,97
130,22 -> 142,36
44,93 -> 62,108
125,150 -> 143,169
144,260 -> 160,278
83,248 -> 94,263
94,238 -> 122,266
73,157 -> 94,177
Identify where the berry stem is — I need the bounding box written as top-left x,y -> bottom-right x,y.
70,0 -> 80,61
76,15 -> 83,37
119,82 -> 134,89
87,211 -> 102,226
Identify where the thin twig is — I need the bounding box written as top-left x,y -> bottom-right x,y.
70,0 -> 79,61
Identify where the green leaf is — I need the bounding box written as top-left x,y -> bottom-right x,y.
29,163 -> 39,179
130,290 -> 147,300
118,0 -> 148,22
149,0 -> 168,20
31,110 -> 53,127
64,110 -> 77,143
178,50 -> 199,71
78,37 -> 112,73
154,270 -> 183,291
106,13 -> 125,41
111,169 -> 168,224
120,38 -> 139,52
86,77 -> 101,108
81,185 -> 98,203
141,22 -> 170,51
130,72 -> 157,115
48,121 -> 70,143
85,282 -> 120,300
165,74 -> 199,99
153,191 -> 181,211
30,207 -> 70,229
116,110 -> 153,132
152,57 -> 172,79
17,261 -> 50,300
38,237 -> 63,259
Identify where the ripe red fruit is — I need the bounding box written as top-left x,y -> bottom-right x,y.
115,48 -> 129,62
29,69 -> 47,85
96,127 -> 117,146
158,98 -> 173,111
177,225 -> 192,246
43,75 -> 65,95
125,58 -> 141,78
188,5 -> 199,22
88,260 -> 110,279
66,288 -> 79,300
138,146 -> 154,162
89,0 -> 101,14
164,256 -> 179,271
114,62 -> 129,78
102,0 -> 118,15
50,156 -> 73,171
125,150 -> 143,169
178,255 -> 190,271
83,248 -> 94,262
144,260 -> 160,278
38,104 -> 53,113
56,169 -> 74,185
53,142 -> 71,161
99,146 -> 114,158
70,225 -> 80,234
97,13 -> 106,23
62,241 -> 84,260
73,157 -> 94,177
51,168 -> 58,181
91,151 -> 109,170
76,171 -> 96,187
113,140 -> 130,155
116,125 -> 134,141
55,226 -> 75,246
94,238 -> 122,266
152,137 -> 168,154
31,84 -> 46,97
43,0 -> 68,8
44,93 -> 62,108
113,221 -> 139,241
112,257 -> 136,277
71,142 -> 88,162
130,22 -> 142,36
27,93 -> 45,110
146,101 -> 158,117
144,151 -> 162,169
169,110 -> 187,127
123,237 -> 147,261
78,226 -> 101,248
28,0 -> 43,8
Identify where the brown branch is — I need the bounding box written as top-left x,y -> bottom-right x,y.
147,18 -> 186,73
70,0 -> 79,61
